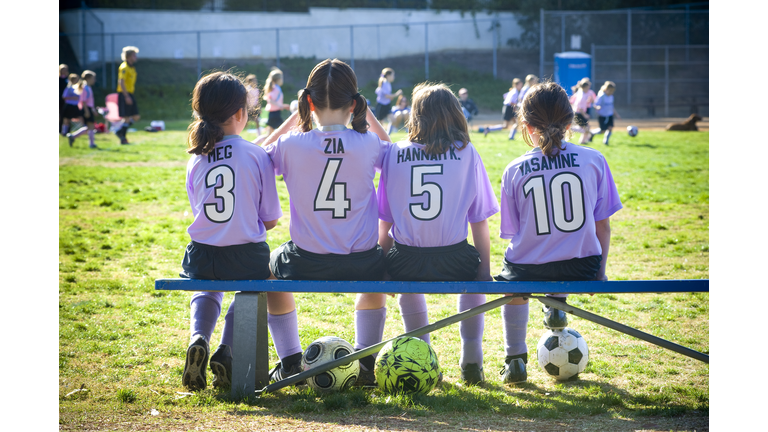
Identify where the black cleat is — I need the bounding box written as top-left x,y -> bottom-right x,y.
182,335 -> 209,391
543,297 -> 568,330
461,363 -> 485,385
209,344 -> 232,389
353,367 -> 377,387
499,353 -> 527,384
268,360 -> 305,386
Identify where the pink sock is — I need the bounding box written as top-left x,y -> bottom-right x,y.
398,294 -> 430,344
458,294 -> 485,368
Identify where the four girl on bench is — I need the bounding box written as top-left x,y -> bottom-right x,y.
179,59 -> 621,390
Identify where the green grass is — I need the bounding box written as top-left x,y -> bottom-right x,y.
59,126 -> 708,430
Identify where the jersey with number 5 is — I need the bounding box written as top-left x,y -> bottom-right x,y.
264,128 -> 390,254
500,142 -> 622,264
378,141 -> 499,247
186,135 -> 283,247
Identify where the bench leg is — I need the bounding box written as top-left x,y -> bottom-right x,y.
230,291 -> 269,400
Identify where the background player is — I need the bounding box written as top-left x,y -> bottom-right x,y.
263,68 -> 290,137
481,78 -> 523,139
260,59 -> 392,384
59,64 -> 69,135
457,88 -> 479,123
116,46 -> 140,145
66,70 -> 98,149
374,68 -> 402,133
180,71 -> 294,391
245,73 -> 262,136
389,94 -> 410,134
495,81 -> 622,384
590,81 -> 621,145
570,78 -> 597,144
375,83 -> 500,385
61,73 -> 81,138
518,74 -> 539,103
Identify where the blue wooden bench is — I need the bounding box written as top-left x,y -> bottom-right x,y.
155,279 -> 709,399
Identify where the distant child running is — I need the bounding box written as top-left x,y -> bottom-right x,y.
590,81 -> 621,145
518,74 -> 539,103
61,73 -> 81,137
180,71 -> 297,392
261,59 -> 392,384
376,83 -> 500,385
263,68 -> 290,136
374,68 -> 403,131
482,78 -> 524,139
494,81 -> 622,384
66,70 -> 98,149
389,95 -> 410,134
570,78 -> 597,144
116,46 -> 140,145
245,74 -> 262,136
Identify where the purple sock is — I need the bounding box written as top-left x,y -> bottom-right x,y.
71,126 -> 88,139
62,124 -> 69,135
502,303 -> 529,357
458,294 -> 485,368
267,310 -> 302,360
509,128 -> 517,139
354,307 -> 387,357
88,129 -> 95,146
399,294 -> 429,344
220,301 -> 236,351
189,292 -> 224,342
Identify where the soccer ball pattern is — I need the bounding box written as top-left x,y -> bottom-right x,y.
300,336 -> 359,392
536,328 -> 589,380
627,125 -> 638,137
375,336 -> 440,395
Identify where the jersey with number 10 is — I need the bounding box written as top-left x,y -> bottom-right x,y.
378,141 -> 499,247
186,136 -> 283,247
264,128 -> 390,255
500,142 -> 622,264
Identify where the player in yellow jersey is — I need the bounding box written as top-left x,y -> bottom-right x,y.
116,46 -> 140,144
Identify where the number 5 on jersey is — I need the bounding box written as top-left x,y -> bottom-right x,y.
314,158 -> 351,218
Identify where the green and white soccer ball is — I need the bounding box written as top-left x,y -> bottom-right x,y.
374,336 -> 440,395
300,336 -> 359,392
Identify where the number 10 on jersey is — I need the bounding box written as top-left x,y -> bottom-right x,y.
314,158 -> 351,218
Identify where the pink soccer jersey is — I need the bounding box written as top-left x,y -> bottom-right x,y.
378,141 -> 499,247
78,84 -> 94,110
499,142 -> 622,264
264,127 -> 390,254
186,135 -> 283,247
265,85 -> 283,112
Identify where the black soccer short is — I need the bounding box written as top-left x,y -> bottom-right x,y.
598,115 -> 614,132
494,255 -> 601,282
374,102 -> 391,121
267,110 -> 283,129
502,105 -> 516,122
574,112 -> 589,128
62,104 -> 81,120
180,240 -> 271,280
270,240 -> 386,281
386,240 -> 481,282
81,107 -> 95,125
118,92 -> 139,117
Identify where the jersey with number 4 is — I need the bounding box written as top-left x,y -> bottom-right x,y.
186,135 -> 283,247
378,141 -> 499,247
500,142 -> 622,264
264,128 -> 390,254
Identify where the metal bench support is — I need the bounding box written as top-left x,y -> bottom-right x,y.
231,292 -> 269,400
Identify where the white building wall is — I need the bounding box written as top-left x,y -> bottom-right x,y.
60,7 -> 523,67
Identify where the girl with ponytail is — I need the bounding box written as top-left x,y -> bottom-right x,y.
181,71 -> 301,392
491,81 -> 623,386
260,59 -> 393,385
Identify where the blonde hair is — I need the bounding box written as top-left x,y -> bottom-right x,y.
510,78 -> 522,91
264,69 -> 283,94
68,73 -> 79,85
517,81 -> 574,158
407,82 -> 470,156
76,70 -> 95,93
245,74 -> 258,86
525,74 -> 539,85
121,46 -> 139,62
378,68 -> 394,89
59,64 -> 68,74
600,81 -> 616,93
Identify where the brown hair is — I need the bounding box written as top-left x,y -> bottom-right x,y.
510,78 -> 522,91
407,82 -> 470,155
296,58 -> 368,134
517,81 -> 574,158
378,68 -> 394,89
76,70 -> 95,92
395,94 -> 408,107
68,73 -> 80,85
245,74 -> 257,86
187,71 -> 250,155
600,80 -> 616,93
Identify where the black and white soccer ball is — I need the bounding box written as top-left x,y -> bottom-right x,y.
375,336 -> 441,395
300,336 -> 359,392
627,125 -> 638,137
537,328 -> 589,380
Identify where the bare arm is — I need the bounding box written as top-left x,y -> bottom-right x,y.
595,217 -> 611,281
378,220 -> 394,255
366,107 -> 391,142
259,111 -> 299,147
263,219 -> 279,231
470,219 -> 492,281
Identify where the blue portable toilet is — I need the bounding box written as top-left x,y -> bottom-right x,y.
554,52 -> 591,96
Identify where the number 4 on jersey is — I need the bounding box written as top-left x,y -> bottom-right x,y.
314,158 -> 351,218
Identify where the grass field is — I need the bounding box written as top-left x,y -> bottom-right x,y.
59,125 -> 708,431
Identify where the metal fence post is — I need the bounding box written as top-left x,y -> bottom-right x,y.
350,26 -> 354,70
197,31 -> 201,78
276,28 -> 280,69
627,9 -> 632,105
81,9 -> 86,70
425,23 -> 429,80
111,34 -> 115,91
539,9 -> 545,79
664,45 -> 669,117
591,43 -> 595,83
102,31 -> 106,89
685,5 -> 690,62
561,14 -> 565,53
492,20 -> 497,79
377,25 -> 381,60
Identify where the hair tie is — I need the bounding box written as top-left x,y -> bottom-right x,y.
302,88 -> 310,95
352,92 -> 361,99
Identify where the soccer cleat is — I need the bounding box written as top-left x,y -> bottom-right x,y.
484,127 -> 490,137
120,138 -> 130,145
460,363 -> 485,385
542,297 -> 568,330
89,144 -> 98,149
209,344 -> 232,389
499,353 -> 527,384
268,361 -> 305,385
67,134 -> 74,147
182,334 -> 209,391
353,367 -> 377,387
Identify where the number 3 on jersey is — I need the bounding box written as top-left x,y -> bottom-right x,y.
314,158 -> 351,218
204,165 -> 235,223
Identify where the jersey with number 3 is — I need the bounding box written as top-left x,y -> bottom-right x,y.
264,128 -> 390,254
186,135 -> 283,247
500,142 -> 622,264
378,141 -> 499,247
